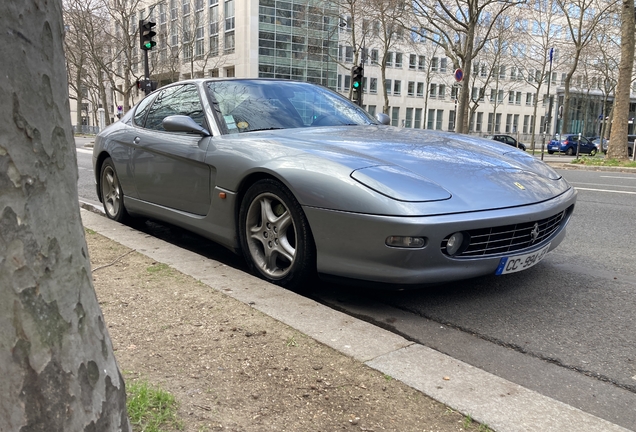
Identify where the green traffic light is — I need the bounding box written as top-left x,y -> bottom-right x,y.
353,81 -> 360,89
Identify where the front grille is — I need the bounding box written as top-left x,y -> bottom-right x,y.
442,209 -> 568,258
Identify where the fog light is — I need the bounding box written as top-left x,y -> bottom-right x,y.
446,232 -> 464,256
386,236 -> 426,248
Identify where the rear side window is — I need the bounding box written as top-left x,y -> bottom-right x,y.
144,84 -> 205,131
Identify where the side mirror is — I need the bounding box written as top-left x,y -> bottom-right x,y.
375,112 -> 390,125
162,115 -> 210,136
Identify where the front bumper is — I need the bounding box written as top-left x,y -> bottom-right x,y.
303,187 -> 577,286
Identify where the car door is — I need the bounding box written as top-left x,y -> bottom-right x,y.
131,83 -> 212,216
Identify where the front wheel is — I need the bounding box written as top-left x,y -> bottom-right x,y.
100,157 -> 129,222
239,179 -> 316,289
589,148 -> 597,156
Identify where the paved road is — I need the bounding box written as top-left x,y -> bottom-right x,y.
75,136 -> 636,430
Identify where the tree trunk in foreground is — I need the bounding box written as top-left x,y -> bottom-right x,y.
0,2 -> 129,431
608,0 -> 635,160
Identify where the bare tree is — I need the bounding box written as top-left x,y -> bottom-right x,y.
608,0 -> 635,160
0,1 -> 129,430
410,0 -> 523,133
365,0 -> 407,114
554,0 -> 618,136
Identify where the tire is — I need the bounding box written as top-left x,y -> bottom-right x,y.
239,179 -> 316,289
99,157 -> 129,222
547,151 -> 554,154
589,148 -> 597,156
565,147 -> 574,156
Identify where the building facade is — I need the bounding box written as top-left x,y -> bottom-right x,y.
105,0 -> 636,144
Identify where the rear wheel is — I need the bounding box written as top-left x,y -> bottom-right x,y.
239,179 -> 316,289
100,157 -> 129,222
590,148 -> 597,156
565,147 -> 574,156
548,150 -> 554,154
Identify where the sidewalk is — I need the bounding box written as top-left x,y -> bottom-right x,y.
81,208 -> 630,432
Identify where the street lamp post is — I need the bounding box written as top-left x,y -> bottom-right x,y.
541,48 -> 554,161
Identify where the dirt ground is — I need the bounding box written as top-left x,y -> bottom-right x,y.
87,229 -> 485,432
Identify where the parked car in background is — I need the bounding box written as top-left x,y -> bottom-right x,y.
592,137 -> 608,154
484,134 -> 527,151
547,134 -> 597,156
627,135 -> 635,157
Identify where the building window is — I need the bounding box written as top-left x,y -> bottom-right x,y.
395,52 -> 403,68
495,113 -> 501,132
427,109 -> 435,129
506,113 -> 512,133
416,82 -> 424,97
345,46 -> 353,63
209,3 -> 219,56
414,108 -> 422,128
409,54 -> 416,70
386,52 -> 394,67
344,75 -> 351,91
513,114 -> 519,132
408,81 -> 415,96
385,79 -> 391,95
371,49 -> 379,64
429,83 -> 437,98
515,91 -> 522,105
488,113 -> 494,132
476,112 -> 483,132
449,110 -> 456,131
225,0 -> 234,30
431,57 -> 439,72
418,55 -> 425,70
393,80 -> 401,96
438,84 -> 446,99
523,115 -> 530,133
526,92 -> 533,106
405,107 -> 413,127
436,109 -> 443,130
440,58 -> 447,72
499,65 -> 506,79
370,78 -> 378,94
508,91 -> 515,104
391,107 -> 399,126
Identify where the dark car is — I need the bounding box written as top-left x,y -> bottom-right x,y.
484,134 -> 526,151
547,134 -> 597,156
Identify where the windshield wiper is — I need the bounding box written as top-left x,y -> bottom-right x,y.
248,127 -> 286,132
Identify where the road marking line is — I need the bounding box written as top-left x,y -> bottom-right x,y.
77,148 -> 92,154
575,187 -> 636,195
571,181 -> 636,189
600,176 -> 636,180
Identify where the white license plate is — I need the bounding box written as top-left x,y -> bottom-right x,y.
495,243 -> 551,275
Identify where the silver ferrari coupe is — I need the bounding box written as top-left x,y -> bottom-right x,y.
93,79 -> 577,288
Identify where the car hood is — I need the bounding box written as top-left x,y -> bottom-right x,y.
255,126 -> 571,213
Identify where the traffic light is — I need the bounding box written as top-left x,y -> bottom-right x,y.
139,20 -> 156,50
351,65 -> 364,90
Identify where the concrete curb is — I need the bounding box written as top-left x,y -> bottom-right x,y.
80,208 -> 631,432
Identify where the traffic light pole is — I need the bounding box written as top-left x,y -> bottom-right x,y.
143,49 -> 151,96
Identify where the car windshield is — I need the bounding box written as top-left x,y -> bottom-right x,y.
206,79 -> 375,134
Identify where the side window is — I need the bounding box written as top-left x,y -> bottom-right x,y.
132,94 -> 155,127
144,84 -> 205,131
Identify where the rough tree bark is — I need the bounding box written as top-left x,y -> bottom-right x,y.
0,2 -> 130,431
608,0 -> 635,160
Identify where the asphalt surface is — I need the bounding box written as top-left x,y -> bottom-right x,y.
77,136 -> 635,431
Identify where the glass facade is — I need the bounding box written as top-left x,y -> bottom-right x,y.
257,0 -> 339,89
